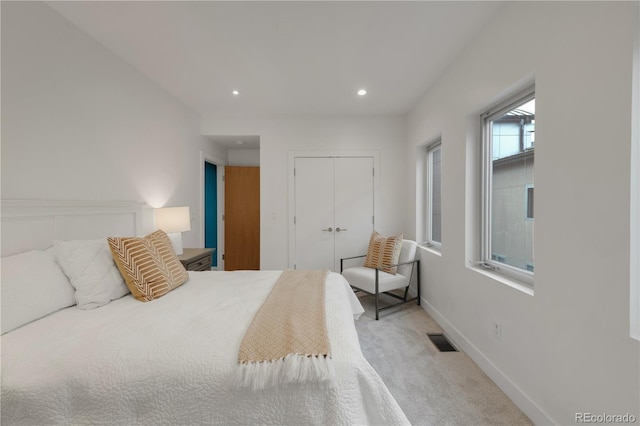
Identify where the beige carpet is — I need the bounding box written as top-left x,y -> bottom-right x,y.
354,293 -> 532,426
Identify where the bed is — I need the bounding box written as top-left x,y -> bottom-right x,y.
0,200 -> 409,425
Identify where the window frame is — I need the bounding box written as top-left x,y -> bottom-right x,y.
481,86 -> 535,286
425,140 -> 442,250
525,184 -> 534,220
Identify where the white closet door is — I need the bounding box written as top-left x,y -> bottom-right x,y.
294,157 -> 335,270
294,156 -> 374,271
334,157 -> 374,269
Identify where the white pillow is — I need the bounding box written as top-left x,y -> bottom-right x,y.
1,250 -> 76,334
54,239 -> 130,309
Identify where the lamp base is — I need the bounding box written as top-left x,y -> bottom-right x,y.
167,232 -> 184,256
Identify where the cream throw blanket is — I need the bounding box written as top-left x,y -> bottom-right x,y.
234,269 -> 334,390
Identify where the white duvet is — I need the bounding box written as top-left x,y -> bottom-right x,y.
1,270 -> 409,425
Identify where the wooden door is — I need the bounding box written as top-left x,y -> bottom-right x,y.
224,166 -> 260,270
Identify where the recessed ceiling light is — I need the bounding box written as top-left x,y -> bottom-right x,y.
235,140 -> 246,145
357,89 -> 367,96
232,90 -> 239,96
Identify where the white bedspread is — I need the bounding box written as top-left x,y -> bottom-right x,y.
1,270 -> 409,425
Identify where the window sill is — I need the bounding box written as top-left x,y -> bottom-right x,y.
418,244 -> 442,257
467,264 -> 534,296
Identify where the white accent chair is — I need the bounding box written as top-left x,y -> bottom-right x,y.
340,239 -> 420,320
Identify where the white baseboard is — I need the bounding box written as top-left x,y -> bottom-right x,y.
421,297 -> 555,426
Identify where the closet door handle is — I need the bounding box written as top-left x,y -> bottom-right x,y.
336,227 -> 347,232
322,227 -> 333,232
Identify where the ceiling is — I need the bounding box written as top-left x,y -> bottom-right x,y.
47,1 -> 503,120
206,135 -> 261,150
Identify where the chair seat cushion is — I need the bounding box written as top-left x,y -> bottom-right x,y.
342,266 -> 409,294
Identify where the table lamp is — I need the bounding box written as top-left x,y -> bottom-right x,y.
155,206 -> 191,255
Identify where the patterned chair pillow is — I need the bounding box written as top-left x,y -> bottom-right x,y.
363,231 -> 403,275
108,230 -> 189,302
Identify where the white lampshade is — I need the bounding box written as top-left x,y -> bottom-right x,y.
156,206 -> 191,233
155,206 -> 191,255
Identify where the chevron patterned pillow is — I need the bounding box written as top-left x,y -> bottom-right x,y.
108,230 -> 189,302
363,231 -> 403,275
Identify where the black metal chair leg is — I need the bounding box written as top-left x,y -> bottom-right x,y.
375,269 -> 380,320
417,260 -> 421,306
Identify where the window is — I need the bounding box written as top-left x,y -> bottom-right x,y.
426,141 -> 442,249
525,185 -> 534,220
481,87 -> 535,285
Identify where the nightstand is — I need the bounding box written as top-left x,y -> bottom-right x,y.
177,248 -> 215,271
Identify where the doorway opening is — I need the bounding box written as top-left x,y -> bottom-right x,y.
201,152 -> 225,270
202,135 -> 261,271
204,161 -> 218,268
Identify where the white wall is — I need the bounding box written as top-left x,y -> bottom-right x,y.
202,116 -> 406,270
406,2 -> 639,424
1,2 -> 224,248
227,149 -> 260,166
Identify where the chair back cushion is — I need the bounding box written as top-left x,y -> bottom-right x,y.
397,240 -> 418,278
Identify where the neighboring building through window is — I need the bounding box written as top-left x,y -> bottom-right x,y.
426,141 -> 442,249
526,185 -> 534,220
482,88 -> 535,284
